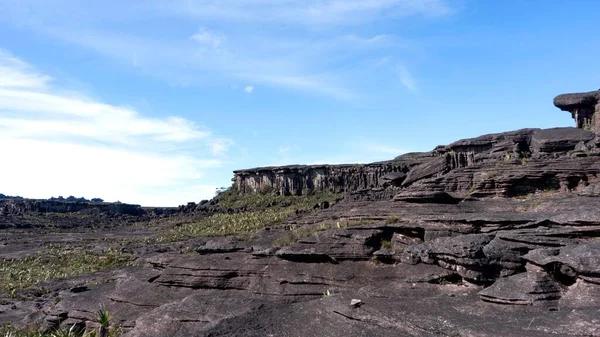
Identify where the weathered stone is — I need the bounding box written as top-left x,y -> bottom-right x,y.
232,163 -> 412,196
479,271 -> 562,305
554,90 -> 600,133
530,128 -> 595,153
523,242 -> 600,284
379,172 -> 406,187
393,190 -> 457,204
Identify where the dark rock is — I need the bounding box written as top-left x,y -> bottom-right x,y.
554,90 -> 600,110
402,156 -> 448,187
393,190 -> 457,204
379,172 -> 406,187
124,295 -> 266,337
233,163 -> 413,196
402,233 -> 497,283
530,128 -> 594,153
196,240 -> 248,254
554,90 -> 600,133
523,242 -> 600,284
479,271 -> 562,305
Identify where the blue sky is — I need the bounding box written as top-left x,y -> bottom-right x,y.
1,0 -> 599,206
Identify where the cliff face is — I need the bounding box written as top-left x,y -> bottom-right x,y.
233,91 -> 600,200
232,162 -> 417,196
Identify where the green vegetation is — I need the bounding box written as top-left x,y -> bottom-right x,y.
162,189 -> 339,241
167,209 -> 295,240
381,239 -> 392,249
97,306 -> 110,337
273,225 -> 320,247
385,216 -> 401,224
215,188 -> 337,211
1,325 -> 121,337
1,305 -> 119,337
0,246 -> 136,297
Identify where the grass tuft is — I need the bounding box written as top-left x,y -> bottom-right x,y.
0,247 -> 136,297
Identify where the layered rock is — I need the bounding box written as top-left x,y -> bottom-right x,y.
232,163 -> 413,196
0,199 -> 144,216
233,125 -> 600,201
554,89 -> 600,133
232,90 -> 600,200
3,90 -> 600,336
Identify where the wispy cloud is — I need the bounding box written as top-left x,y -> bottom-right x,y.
244,85 -> 254,94
190,28 -> 226,48
0,1 -> 452,99
0,50 -> 231,206
169,0 -> 452,25
396,64 -> 417,92
0,50 -> 52,88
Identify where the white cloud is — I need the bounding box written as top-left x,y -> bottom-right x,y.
244,85 -> 254,94
278,146 -> 290,155
0,50 -> 232,206
171,0 -> 452,25
210,138 -> 235,155
190,29 -> 225,48
0,1 -> 451,99
0,50 -> 52,88
396,64 -> 417,92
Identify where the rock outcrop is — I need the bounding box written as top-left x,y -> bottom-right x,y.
232,163 -> 413,196
233,126 -> 600,201
554,89 -> 600,133
0,199 -> 145,216
231,91 -> 600,200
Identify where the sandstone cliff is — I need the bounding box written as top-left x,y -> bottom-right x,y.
233,91 -> 600,202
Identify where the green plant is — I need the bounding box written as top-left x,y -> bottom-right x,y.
97,306 -> 110,337
381,239 -> 392,249
385,216 -> 401,224
0,246 -> 135,297
162,208 -> 296,241
273,226 -> 318,247
322,289 -> 331,297
160,190 -> 340,241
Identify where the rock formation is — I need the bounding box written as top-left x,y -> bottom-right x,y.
554,89 -> 600,134
2,90 -> 600,336
234,126 -> 600,201
0,199 -> 144,216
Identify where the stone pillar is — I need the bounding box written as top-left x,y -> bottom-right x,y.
573,107 -> 595,131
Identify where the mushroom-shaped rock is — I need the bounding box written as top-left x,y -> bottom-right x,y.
554,90 -> 600,133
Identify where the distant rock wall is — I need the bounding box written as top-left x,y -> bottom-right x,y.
232,162 -> 416,196
0,199 -> 144,216
233,91 -> 600,200
233,127 -> 600,200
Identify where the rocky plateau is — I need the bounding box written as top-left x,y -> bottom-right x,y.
1,90 -> 600,336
